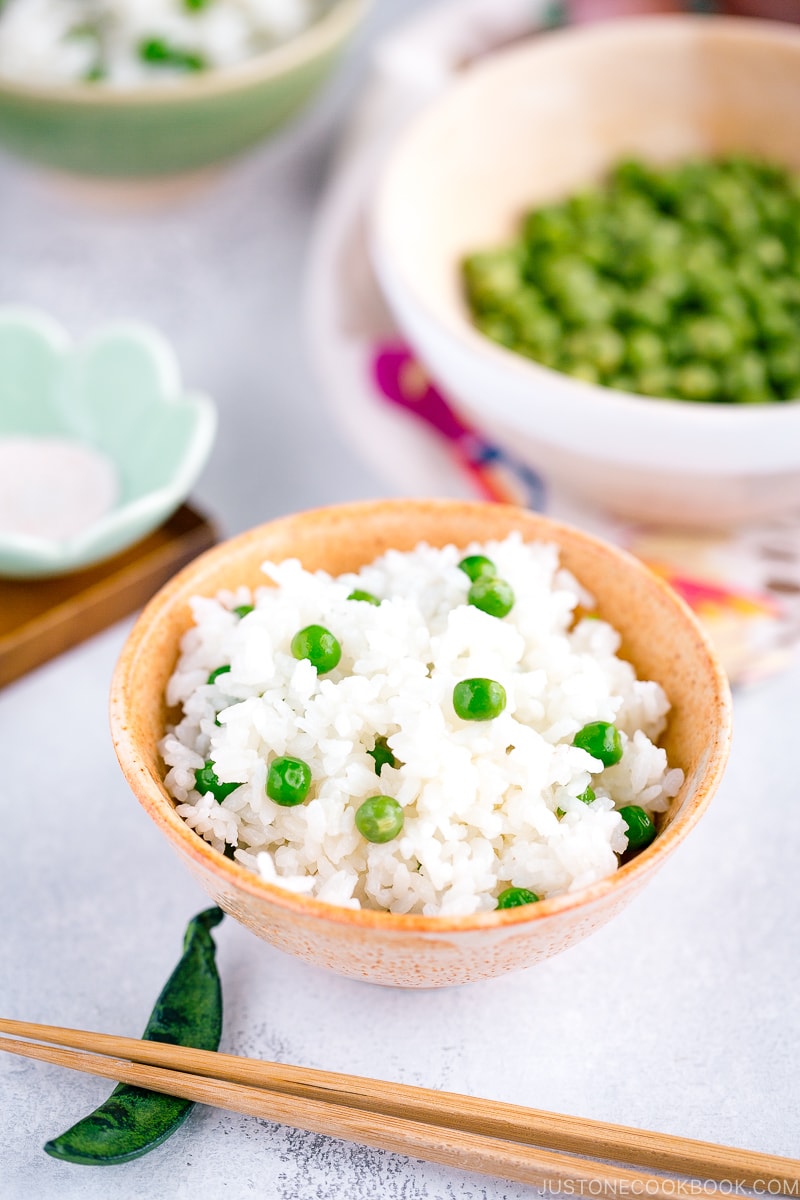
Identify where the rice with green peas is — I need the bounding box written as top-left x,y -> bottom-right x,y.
161,535 -> 683,917
0,0 -> 319,86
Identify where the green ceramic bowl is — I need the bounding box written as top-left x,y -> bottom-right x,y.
0,307 -> 216,578
0,0 -> 366,178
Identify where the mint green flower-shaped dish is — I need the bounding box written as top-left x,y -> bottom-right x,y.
0,307 -> 216,578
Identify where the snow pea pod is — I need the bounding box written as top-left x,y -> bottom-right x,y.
44,906 -> 224,1166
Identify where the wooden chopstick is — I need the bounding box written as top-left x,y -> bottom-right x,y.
2,1018 -> 798,1194
1,1033 -> 674,1196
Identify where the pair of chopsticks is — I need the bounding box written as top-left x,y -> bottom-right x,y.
2,1017 -> 797,1195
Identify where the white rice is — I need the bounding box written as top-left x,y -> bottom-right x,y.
0,0 -> 319,86
161,534 -> 684,917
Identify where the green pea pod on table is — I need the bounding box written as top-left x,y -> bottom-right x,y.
44,906 -> 225,1166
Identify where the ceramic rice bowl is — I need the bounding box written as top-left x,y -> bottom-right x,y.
110,499 -> 732,987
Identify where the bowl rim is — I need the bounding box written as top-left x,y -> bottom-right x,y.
0,0 -> 367,107
371,13 -> 800,429
110,498 -> 733,935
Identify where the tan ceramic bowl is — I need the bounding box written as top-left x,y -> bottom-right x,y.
111,500 -> 732,987
372,17 -> 800,528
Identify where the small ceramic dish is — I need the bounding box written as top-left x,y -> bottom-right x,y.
371,16 -> 800,528
0,0 -> 366,178
0,307 -> 216,578
110,498 -> 732,989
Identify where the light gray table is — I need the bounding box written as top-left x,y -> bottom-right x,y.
2,3 -> 798,1196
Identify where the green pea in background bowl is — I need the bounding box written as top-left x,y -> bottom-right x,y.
0,0 -> 366,179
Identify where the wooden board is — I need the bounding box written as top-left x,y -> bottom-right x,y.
0,504 -> 218,688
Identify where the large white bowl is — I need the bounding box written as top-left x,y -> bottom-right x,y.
371,16 -> 800,528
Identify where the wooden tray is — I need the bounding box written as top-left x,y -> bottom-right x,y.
0,504 -> 218,688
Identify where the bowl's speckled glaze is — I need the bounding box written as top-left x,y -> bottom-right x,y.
110,499 -> 732,987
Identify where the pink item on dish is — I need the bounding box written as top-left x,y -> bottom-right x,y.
569,0 -> 682,20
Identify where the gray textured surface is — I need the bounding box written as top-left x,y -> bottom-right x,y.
1,2 -> 799,1196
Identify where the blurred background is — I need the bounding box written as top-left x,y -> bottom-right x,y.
3,3 -> 800,1197
0,1 -> 427,539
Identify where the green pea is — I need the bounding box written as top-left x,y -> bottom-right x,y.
566,361 -> 601,385
619,804 -> 657,850
458,554 -> 496,582
754,236 -> 787,272
621,287 -> 671,329
565,327 -> 624,374
139,36 -> 170,62
610,373 -> 637,394
266,756 -> 312,807
367,736 -> 400,776
523,205 -> 576,250
683,316 -> 737,360
291,625 -> 341,674
347,589 -> 381,606
518,310 -> 562,354
674,362 -> 719,402
476,313 -> 517,349
468,576 -> 515,619
573,721 -> 623,767
180,50 -> 207,71
138,37 -> 206,70
463,249 -> 525,311
497,887 -> 540,909
453,678 -> 507,721
768,343 -> 800,394
44,907 -> 224,1165
723,353 -> 769,403
355,795 -> 404,843
207,665 -> 231,685
577,786 -> 596,804
636,366 -> 672,398
195,762 -> 240,804
233,604 -> 254,618
754,301 -> 794,343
